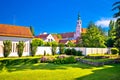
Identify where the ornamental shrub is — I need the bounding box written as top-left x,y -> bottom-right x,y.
65,48 -> 72,55
53,56 -> 76,64
16,41 -> 25,57
111,48 -> 119,54
59,43 -> 65,54
30,39 -> 38,56
3,40 -> 12,57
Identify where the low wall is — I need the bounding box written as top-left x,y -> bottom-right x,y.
0,46 -> 111,57
36,47 -> 111,56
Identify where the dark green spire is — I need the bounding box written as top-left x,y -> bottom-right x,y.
78,13 -> 81,20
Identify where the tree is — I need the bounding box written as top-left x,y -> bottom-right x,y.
112,1 -> 120,18
112,1 -> 120,54
67,41 -> 75,47
114,19 -> 120,54
16,41 -> 25,57
30,39 -> 38,56
82,22 -> 106,47
51,41 -> 58,55
30,26 -> 35,36
3,40 -> 12,57
32,38 -> 44,46
107,20 -> 116,47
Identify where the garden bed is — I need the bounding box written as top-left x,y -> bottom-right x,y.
77,58 -> 120,66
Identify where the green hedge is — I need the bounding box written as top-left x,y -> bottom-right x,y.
111,48 -> 119,54
0,58 -> 40,67
65,48 -> 83,56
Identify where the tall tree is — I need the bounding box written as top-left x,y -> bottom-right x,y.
107,20 -> 116,47
112,1 -> 120,54
82,22 -> 106,48
112,1 -> 120,18
30,26 -> 35,36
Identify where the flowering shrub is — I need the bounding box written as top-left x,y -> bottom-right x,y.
53,56 -> 76,64
40,56 -> 55,63
40,55 -> 77,64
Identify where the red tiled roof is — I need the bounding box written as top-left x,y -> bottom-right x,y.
60,32 -> 74,38
0,24 -> 33,38
59,40 -> 68,44
35,34 -> 49,39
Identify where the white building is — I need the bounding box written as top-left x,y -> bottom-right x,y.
0,24 -> 33,57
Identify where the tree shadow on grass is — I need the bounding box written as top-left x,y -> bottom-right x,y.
75,64 -> 120,80
0,62 -> 94,72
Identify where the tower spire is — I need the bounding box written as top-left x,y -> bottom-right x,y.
78,13 -> 80,20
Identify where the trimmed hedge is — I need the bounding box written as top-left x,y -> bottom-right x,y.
0,58 -> 40,67
111,48 -> 119,54
65,48 -> 82,56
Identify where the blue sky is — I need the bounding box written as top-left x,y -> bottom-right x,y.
0,0 -> 119,35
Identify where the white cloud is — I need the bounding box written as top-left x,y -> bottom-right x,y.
95,18 -> 116,28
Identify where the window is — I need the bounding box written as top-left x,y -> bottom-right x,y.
48,39 -> 50,42
12,42 -> 17,53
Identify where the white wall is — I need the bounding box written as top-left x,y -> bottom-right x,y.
36,47 -> 111,56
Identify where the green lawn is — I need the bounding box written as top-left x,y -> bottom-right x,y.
0,62 -> 120,80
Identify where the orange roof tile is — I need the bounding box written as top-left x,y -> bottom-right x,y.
0,24 -> 33,38
81,28 -> 87,33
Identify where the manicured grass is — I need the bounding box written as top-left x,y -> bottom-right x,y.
0,62 -> 120,80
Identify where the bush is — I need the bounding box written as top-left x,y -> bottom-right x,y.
76,50 -> 83,56
65,48 -> 72,55
44,50 -> 46,56
40,56 -> 55,63
111,48 -> 119,54
51,47 -> 57,55
71,48 -> 77,55
59,43 -> 65,54
65,48 -> 82,56
3,40 -> 12,57
53,56 -> 76,64
16,41 -> 25,57
30,40 -> 38,57
0,58 -> 40,67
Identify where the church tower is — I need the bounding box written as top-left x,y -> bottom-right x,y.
74,13 -> 82,39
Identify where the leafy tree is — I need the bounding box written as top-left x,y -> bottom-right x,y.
51,41 -> 58,47
114,19 -> 120,54
112,1 -> 120,18
67,41 -> 75,47
112,1 -> 120,54
44,42 -> 52,46
3,40 -> 12,57
107,20 -> 116,47
51,41 -> 58,55
30,26 -> 35,36
16,41 -> 25,57
32,38 -> 44,46
82,22 -> 106,47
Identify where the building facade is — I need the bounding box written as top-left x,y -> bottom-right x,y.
0,24 -> 33,57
